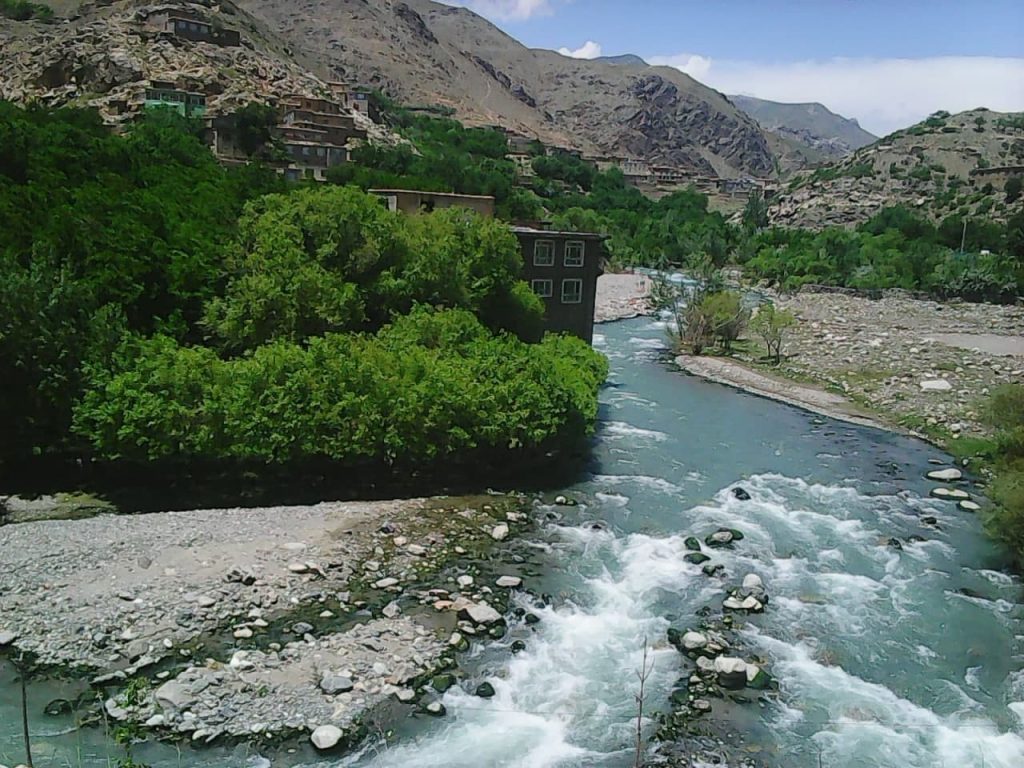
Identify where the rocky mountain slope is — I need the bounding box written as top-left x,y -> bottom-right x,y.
731,95 -> 876,159
769,109 -> 1024,229
0,0 -> 387,139
230,0 -> 775,178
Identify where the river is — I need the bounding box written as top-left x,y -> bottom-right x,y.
3,316 -> 1023,768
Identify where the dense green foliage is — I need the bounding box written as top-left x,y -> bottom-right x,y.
0,103 -> 284,458
983,385 -> 1024,565
75,307 -> 606,465
0,103 -> 602,471
0,0 -> 52,21
741,206 -> 1024,301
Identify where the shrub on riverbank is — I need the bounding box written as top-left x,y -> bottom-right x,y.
73,308 -> 606,465
983,385 -> 1024,564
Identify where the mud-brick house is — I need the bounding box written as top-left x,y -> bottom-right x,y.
147,9 -> 241,46
369,190 -> 604,343
144,81 -> 206,118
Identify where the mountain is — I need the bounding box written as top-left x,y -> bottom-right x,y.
237,0 -> 776,178
730,95 -> 877,162
595,54 -> 649,67
769,109 -> 1024,229
0,0 -> 776,179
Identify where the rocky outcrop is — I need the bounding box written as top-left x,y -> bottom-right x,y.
769,108 -> 1024,228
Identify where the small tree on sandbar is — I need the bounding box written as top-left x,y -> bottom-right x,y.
750,303 -> 796,364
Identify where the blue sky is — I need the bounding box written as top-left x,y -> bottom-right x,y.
443,0 -> 1024,134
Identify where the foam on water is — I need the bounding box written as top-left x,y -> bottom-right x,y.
601,421 -> 670,442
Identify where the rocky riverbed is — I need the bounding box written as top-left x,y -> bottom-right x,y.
769,289 -> 1024,438
674,287 -> 1024,442
0,493 -> 535,750
595,272 -> 653,323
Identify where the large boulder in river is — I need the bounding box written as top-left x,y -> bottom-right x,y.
926,468 -> 962,482
732,487 -> 752,501
713,657 -> 748,690
684,552 -> 710,565
684,536 -> 702,552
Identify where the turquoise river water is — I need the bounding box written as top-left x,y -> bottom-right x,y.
2,315 -> 1023,768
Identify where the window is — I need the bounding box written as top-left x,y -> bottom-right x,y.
564,240 -> 585,267
531,279 -> 553,298
533,240 -> 555,267
562,279 -> 583,304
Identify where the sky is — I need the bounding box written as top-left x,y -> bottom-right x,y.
440,0 -> 1024,136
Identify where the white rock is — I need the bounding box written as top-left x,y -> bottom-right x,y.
393,536 -> 408,547
0,631 -> 18,646
926,468 -> 963,482
959,500 -> 982,512
197,595 -> 217,608
740,596 -> 764,612
396,689 -> 416,702
496,576 -> 522,588
229,651 -> 255,671
406,544 -> 427,556
144,714 -> 165,727
742,574 -> 764,590
457,574 -> 474,588
920,379 -> 953,392
382,601 -> 402,618
310,724 -> 344,750
682,631 -> 708,650
462,601 -> 502,625
931,487 -> 970,501
490,523 -> 510,541
714,656 -> 747,675
374,577 -> 400,589
154,680 -> 193,711
448,632 -> 464,647
288,563 -> 309,574
233,627 -> 253,639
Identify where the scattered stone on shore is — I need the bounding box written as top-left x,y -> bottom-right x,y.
931,487 -> 971,501
490,523 -> 510,541
920,379 -> 953,392
926,468 -> 963,482
496,576 -> 522,588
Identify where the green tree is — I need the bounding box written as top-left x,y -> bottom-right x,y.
1006,176 -> 1023,204
750,303 -> 797,364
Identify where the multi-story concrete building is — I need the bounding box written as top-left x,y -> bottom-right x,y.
513,226 -> 604,344
147,10 -> 241,46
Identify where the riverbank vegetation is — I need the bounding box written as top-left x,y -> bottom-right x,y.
984,385 -> 1024,565
0,103 -> 606,478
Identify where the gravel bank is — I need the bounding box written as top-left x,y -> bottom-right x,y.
674,290 -> 1024,439
0,494 -> 533,746
771,291 -> 1024,437
595,272 -> 653,323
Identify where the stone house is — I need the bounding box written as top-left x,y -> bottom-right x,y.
147,10 -> 241,47
144,81 -> 206,118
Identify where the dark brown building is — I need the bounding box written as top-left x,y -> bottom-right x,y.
513,226 -> 604,344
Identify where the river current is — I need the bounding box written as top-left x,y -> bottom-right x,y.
3,316 -> 1023,767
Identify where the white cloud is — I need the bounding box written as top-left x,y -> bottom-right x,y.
647,53 -> 1024,136
440,0 -> 553,22
558,40 -> 603,59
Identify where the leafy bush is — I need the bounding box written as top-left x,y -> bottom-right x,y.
73,308 -> 607,466
983,385 -> 1024,564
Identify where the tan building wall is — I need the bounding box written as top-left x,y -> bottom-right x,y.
370,189 -> 496,217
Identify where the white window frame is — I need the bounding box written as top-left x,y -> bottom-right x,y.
531,279 -> 553,298
561,278 -> 583,304
533,240 -> 555,267
564,240 -> 585,267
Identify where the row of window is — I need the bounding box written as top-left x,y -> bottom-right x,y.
532,278 -> 583,304
533,240 -> 585,268
175,20 -> 212,34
